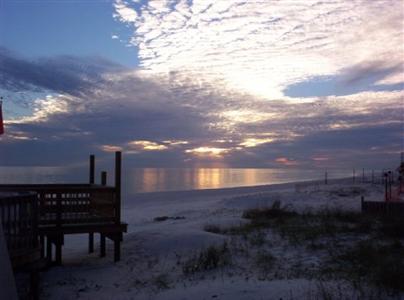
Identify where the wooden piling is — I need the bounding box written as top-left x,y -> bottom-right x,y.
40,235 -> 45,258
101,171 -> 107,186
115,152 -> 121,226
46,237 -> 52,262
88,233 -> 94,253
89,154 -> 95,184
114,239 -> 121,262
88,154 -> 96,253
55,243 -> 62,265
114,152 -> 122,262
100,234 -> 106,257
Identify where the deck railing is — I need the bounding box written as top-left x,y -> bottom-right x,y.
0,184 -> 118,227
0,192 -> 38,264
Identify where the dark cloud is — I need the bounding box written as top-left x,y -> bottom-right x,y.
0,47 -> 125,96
283,60 -> 403,98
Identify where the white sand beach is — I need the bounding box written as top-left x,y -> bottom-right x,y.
40,178 -> 400,300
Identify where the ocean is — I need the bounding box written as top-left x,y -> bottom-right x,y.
0,167 -> 351,196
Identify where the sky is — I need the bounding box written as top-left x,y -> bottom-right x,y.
0,0 -> 403,169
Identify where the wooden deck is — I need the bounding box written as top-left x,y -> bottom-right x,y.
0,185 -> 127,264
0,152 -> 127,299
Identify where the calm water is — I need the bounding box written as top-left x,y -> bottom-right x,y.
0,167 -> 351,196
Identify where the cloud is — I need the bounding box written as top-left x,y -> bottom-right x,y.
128,140 -> 168,151
283,60 -> 404,98
185,146 -> 232,158
1,56 -> 401,169
113,0 -> 403,99
2,0 -> 404,172
0,47 -> 124,96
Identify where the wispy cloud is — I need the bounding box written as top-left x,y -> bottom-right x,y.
113,0 -> 403,98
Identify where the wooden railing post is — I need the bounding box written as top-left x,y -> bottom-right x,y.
55,193 -> 63,265
114,151 -> 121,225
31,193 -> 38,248
88,162 -> 97,254
89,155 -> 95,185
88,232 -> 94,254
114,151 -> 122,262
100,234 -> 106,257
101,171 -> 107,186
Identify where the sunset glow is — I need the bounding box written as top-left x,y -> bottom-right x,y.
0,0 -> 402,169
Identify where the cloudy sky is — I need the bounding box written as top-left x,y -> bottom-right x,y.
0,0 -> 403,169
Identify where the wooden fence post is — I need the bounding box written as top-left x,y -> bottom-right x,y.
88,154 -> 95,253
115,151 -> 121,225
101,171 -> 107,186
89,155 -> 95,185
99,170 -> 108,258
100,234 -> 106,257
114,151 -> 122,262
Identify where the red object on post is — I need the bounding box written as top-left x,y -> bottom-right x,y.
0,101 -> 4,135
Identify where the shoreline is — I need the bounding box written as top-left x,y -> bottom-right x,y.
127,176 -> 352,200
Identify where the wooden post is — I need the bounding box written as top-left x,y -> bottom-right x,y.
101,171 -> 107,186
361,196 -> 364,212
88,233 -> 94,253
40,235 -> 45,258
32,193 -> 38,249
88,155 -> 95,253
55,235 -> 63,266
114,239 -> 121,262
115,151 -> 121,225
100,234 -> 106,257
30,271 -> 39,300
114,151 -> 122,262
55,243 -> 62,265
56,193 -> 62,264
89,154 -> 95,184
46,237 -> 52,262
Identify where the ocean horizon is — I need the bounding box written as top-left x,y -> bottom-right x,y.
0,166 -> 353,196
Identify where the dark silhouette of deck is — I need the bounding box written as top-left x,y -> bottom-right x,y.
0,151 -> 127,299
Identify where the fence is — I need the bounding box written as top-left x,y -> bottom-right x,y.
0,192 -> 39,267
361,197 -> 404,215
